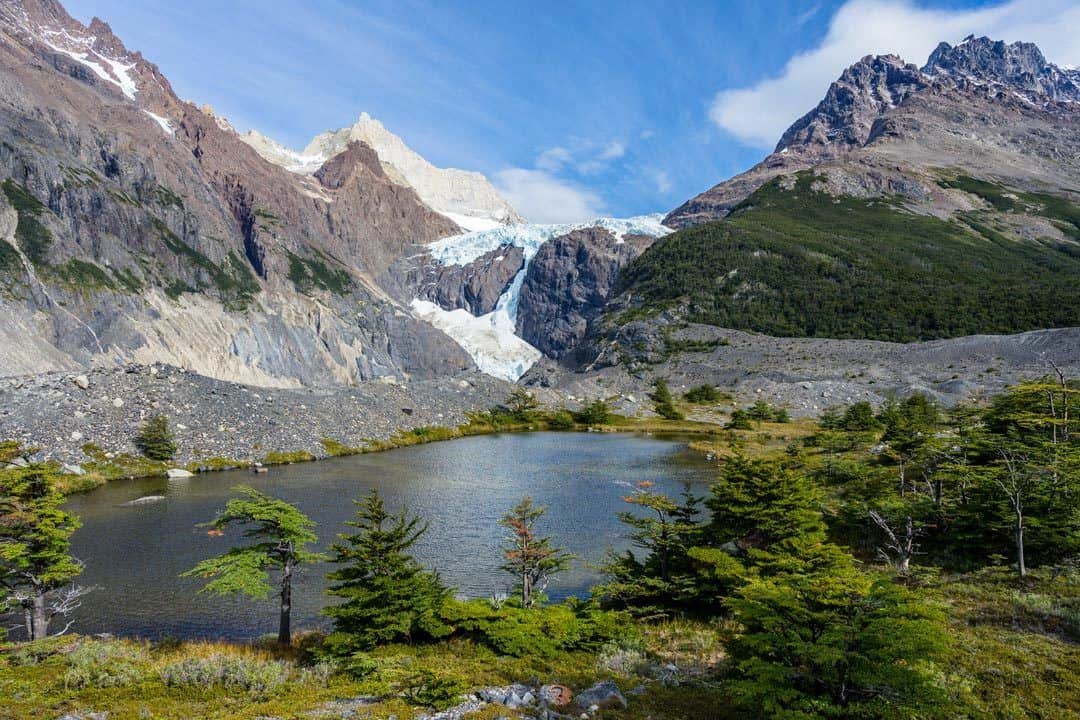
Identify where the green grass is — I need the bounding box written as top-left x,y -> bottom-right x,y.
156,219 -> 260,310
617,172 -> 1080,342
1,179 -> 52,266
51,258 -> 117,291
285,249 -> 354,296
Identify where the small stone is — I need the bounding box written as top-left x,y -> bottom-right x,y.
72,374 -> 90,389
70,431 -> 83,441
112,398 -> 124,408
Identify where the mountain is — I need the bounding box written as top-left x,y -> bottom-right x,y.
243,113 -> 523,232
589,36 -> 1080,351
665,36 -> 1080,228
0,0 -> 480,385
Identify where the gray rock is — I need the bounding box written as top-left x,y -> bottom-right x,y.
61,463 -> 85,475
574,681 -> 627,710
517,228 -> 655,359
166,468 -> 193,478
72,374 -> 90,390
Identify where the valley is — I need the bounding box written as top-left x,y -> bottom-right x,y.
1,1 -> 1079,718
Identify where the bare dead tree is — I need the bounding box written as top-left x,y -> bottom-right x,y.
995,449 -> 1040,578
5,579 -> 92,639
869,511 -> 920,576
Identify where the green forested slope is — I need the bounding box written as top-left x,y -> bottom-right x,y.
619,173 -> 1080,341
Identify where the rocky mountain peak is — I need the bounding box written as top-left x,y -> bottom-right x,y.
774,53 -> 928,154
923,35 -> 1080,102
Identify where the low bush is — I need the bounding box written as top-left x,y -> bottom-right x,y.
159,653 -> 291,695
63,640 -> 148,689
441,598 -> 631,658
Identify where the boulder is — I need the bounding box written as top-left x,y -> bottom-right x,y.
539,684 -> 573,707
574,681 -> 627,710
61,463 -> 86,476
166,468 -> 193,479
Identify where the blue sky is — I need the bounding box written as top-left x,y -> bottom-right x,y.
65,0 -> 1080,222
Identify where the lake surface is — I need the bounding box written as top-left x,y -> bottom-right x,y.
64,432 -> 715,640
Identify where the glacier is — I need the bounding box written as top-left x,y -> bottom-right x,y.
415,214 -> 672,381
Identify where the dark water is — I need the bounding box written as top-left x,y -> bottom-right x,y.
64,432 -> 714,640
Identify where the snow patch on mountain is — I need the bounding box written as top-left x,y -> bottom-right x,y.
410,299 -> 541,382
38,29 -> 137,99
413,214 -> 670,379
142,110 -> 173,135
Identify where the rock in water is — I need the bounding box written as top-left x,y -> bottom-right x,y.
166,468 -> 193,479
122,495 -> 165,506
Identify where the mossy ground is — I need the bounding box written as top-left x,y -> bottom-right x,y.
2,568 -> 1075,719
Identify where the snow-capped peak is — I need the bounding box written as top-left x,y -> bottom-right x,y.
241,113 -> 523,229
1,1 -> 141,101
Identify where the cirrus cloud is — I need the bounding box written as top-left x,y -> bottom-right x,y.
710,0 -> 1080,149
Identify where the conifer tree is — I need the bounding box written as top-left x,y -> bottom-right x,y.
704,456 -> 826,552
183,486 -> 319,646
0,467 -> 87,639
650,378 -> 684,420
323,490 -> 450,655
596,481 -> 706,616
505,387 -> 540,421
499,496 -> 571,608
134,414 -> 177,461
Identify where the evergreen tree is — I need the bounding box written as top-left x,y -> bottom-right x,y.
323,490 -> 450,656
725,543 -> 947,718
504,387 -> 540,421
726,409 -> 753,430
183,486 -> 320,645
575,399 -> 612,426
0,467 -> 86,639
840,401 -> 882,432
499,496 -> 571,608
596,482 -> 706,616
650,378 -> 684,420
704,457 -> 826,552
134,414 -> 177,461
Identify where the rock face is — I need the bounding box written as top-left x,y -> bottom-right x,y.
0,0 -> 474,386
516,228 -> 654,359
417,245 -> 524,315
665,36 -> 1080,228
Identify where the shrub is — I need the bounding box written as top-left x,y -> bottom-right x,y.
684,384 -> 723,404
596,638 -> 650,675
441,598 -> 631,658
726,409 -> 753,430
546,409 -> 575,429
840,401 -> 882,432
134,414 -> 177,461
399,669 -> 467,710
63,640 -> 148,689
574,399 -> 612,426
159,654 -> 291,694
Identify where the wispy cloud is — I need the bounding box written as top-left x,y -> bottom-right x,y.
710,0 -> 1080,149
653,170 -> 673,194
494,168 -> 604,224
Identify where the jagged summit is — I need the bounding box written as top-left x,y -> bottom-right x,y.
243,113 -> 524,231
923,35 -> 1080,103
665,35 -> 1080,228
775,54 -> 927,154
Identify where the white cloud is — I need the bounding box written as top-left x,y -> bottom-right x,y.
536,146 -> 573,172
598,140 -> 626,160
494,168 -> 604,224
710,0 -> 1080,149
654,170 -> 672,194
